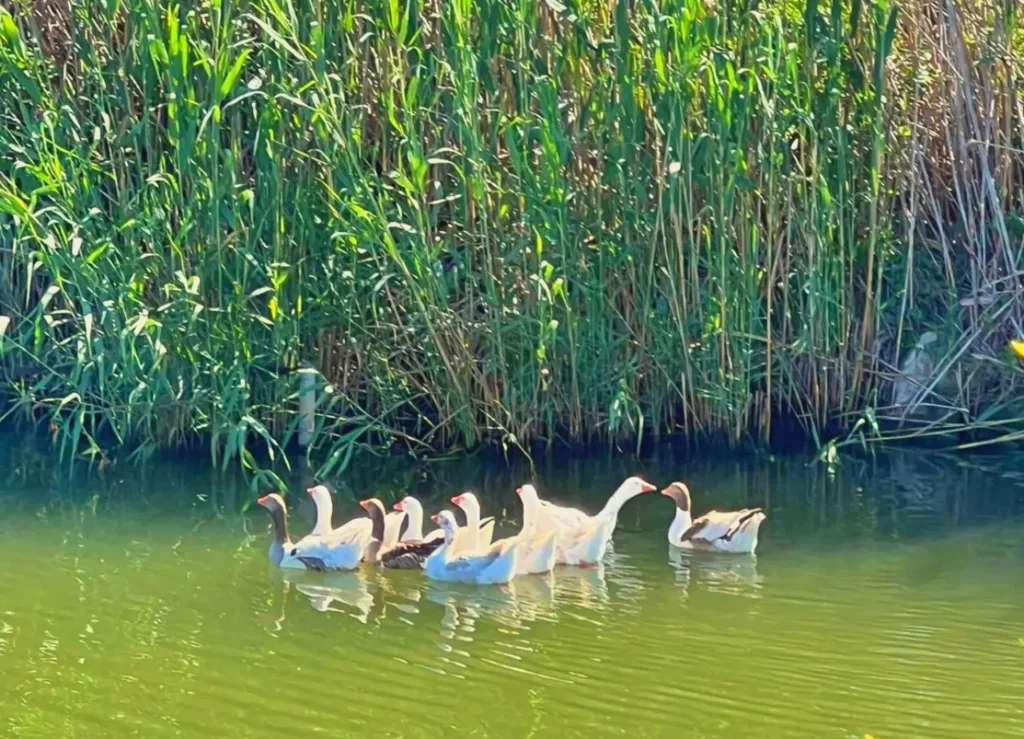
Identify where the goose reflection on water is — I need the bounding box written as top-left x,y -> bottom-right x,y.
668,546 -> 763,596
281,568 -> 375,622
552,563 -> 609,610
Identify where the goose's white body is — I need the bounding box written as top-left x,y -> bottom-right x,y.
293,517 -> 374,570
425,511 -> 519,584
512,487 -> 560,575
521,477 -> 655,566
291,486 -> 373,570
538,501 -> 590,529
668,507 -> 765,554
555,517 -> 615,566
515,529 -> 558,575
662,482 -> 765,554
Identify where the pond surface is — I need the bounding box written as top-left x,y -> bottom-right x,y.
1,446 -> 1023,738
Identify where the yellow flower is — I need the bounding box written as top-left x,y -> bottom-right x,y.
1010,339 -> 1024,360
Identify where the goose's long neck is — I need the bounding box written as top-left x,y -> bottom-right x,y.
521,495 -> 539,535
368,506 -> 385,542
464,503 -> 481,549
267,505 -> 291,566
597,486 -> 637,521
405,503 -> 424,540
668,507 -> 693,545
429,527 -> 455,565
311,494 -> 333,536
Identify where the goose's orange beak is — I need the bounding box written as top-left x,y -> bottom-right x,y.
451,494 -> 463,506
639,480 -> 656,493
394,501 -> 404,512
256,496 -> 269,506
431,514 -> 441,524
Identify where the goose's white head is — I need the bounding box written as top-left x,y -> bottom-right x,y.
515,483 -> 542,533
307,484 -> 332,508
515,484 -> 539,504
450,491 -> 481,521
394,496 -> 425,539
306,484 -> 335,535
616,476 -> 657,500
394,496 -> 422,515
431,510 -> 460,542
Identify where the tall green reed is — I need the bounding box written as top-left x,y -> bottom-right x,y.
0,0 -> 1021,478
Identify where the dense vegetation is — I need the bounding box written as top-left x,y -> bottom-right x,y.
0,0 -> 1022,477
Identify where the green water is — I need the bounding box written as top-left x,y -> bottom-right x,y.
2,449 -> 1024,738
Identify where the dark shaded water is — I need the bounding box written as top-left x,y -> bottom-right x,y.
1,445 -> 1023,737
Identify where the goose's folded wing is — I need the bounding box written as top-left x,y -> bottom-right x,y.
381,537 -> 444,569
445,548 -> 502,575
487,536 -> 519,555
559,517 -> 606,547
721,509 -> 764,540
295,539 -> 363,570
521,529 -> 557,549
295,519 -> 372,562
540,502 -> 589,527
682,510 -> 760,545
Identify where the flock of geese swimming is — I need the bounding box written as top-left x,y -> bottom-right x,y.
257,476 -> 767,585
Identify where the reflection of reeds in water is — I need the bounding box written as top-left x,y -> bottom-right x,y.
282,569 -> 375,622
668,548 -> 763,598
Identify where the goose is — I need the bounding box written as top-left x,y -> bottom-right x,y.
256,494 -> 306,569
447,491 -> 496,552
522,476 -> 656,566
360,498 -> 444,569
424,511 -> 519,584
452,491 -> 556,575
394,496 -> 443,542
661,482 -> 766,554
291,488 -> 375,571
508,488 -> 558,575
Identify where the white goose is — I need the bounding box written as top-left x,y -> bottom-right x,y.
448,491 -> 496,553
394,496 -> 443,542
525,476 -> 656,566
256,494 -> 306,569
291,486 -> 374,571
424,511 -> 519,584
662,482 -> 766,554
452,491 -> 556,575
